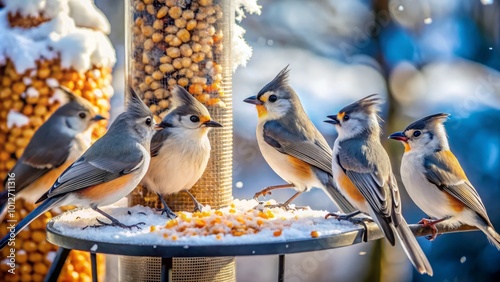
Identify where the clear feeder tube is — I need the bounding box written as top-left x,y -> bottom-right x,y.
121,0 -> 235,281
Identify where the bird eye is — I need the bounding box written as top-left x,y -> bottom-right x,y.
343,114 -> 350,121
190,115 -> 200,123
268,94 -> 277,103
79,112 -> 86,119
413,130 -> 421,137
145,117 -> 152,126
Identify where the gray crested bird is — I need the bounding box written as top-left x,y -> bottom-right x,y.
389,113 -> 500,249
325,95 -> 433,276
0,87 -> 158,250
0,86 -> 105,220
243,66 -> 356,213
141,86 -> 222,218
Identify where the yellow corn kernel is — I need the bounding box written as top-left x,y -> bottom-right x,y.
165,219 -> 178,228
195,219 -> 206,228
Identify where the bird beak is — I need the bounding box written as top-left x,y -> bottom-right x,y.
243,95 -> 263,105
204,120 -> 223,128
389,131 -> 409,142
91,114 -> 106,122
324,115 -> 339,125
154,122 -> 165,131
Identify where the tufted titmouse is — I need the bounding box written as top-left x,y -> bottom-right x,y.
325,95 -> 433,275
141,86 -> 222,218
0,87 -> 158,250
243,66 -> 356,213
0,86 -> 104,220
389,113 -> 500,249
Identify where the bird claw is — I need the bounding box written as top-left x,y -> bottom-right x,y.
193,203 -> 204,213
83,219 -> 146,230
418,218 -> 440,241
96,218 -> 146,230
325,212 -> 351,221
325,212 -> 371,242
157,208 -> 177,219
253,190 -> 271,201
262,203 -> 307,211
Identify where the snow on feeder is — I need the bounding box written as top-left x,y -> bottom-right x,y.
124,0 -> 260,281
0,0 -> 115,281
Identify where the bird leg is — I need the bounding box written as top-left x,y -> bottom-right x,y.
418,216 -> 451,241
253,183 -> 295,200
263,191 -> 309,210
156,193 -> 177,219
88,207 -> 145,230
254,184 -> 307,209
325,210 -> 371,242
183,190 -> 204,212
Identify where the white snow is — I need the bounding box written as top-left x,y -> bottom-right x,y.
6,110 -> 30,128
46,78 -> 59,87
51,199 -> 358,246
2,0 -> 68,19
232,0 -> 261,71
93,89 -> 103,98
0,0 -> 115,74
26,87 -> 39,98
22,77 -> 32,85
68,0 -> 111,34
49,87 -> 67,104
46,251 -> 56,262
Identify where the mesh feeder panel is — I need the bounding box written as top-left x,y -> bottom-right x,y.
121,1 -> 235,281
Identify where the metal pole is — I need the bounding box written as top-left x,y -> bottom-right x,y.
278,255 -> 285,282
90,252 -> 98,282
44,248 -> 71,282
161,257 -> 173,282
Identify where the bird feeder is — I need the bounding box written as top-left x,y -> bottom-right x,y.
124,0 -> 235,280
0,1 -> 115,280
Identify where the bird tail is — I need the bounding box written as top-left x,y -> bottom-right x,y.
324,181 -> 358,214
0,190 -> 8,221
394,218 -> 433,276
478,225 -> 500,250
0,197 -> 62,250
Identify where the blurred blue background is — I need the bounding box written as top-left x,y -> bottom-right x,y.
97,0 -> 500,281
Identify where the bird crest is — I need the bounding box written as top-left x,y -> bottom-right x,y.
405,113 -> 450,131
257,65 -> 290,98
126,86 -> 153,118
339,94 -> 382,116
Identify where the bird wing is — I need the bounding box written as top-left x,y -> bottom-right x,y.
21,123 -> 74,169
262,120 -> 332,174
337,151 -> 390,218
424,151 -> 490,224
4,162 -> 50,192
37,144 -> 144,201
336,139 -> 397,244
150,129 -> 172,157
4,126 -> 74,191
